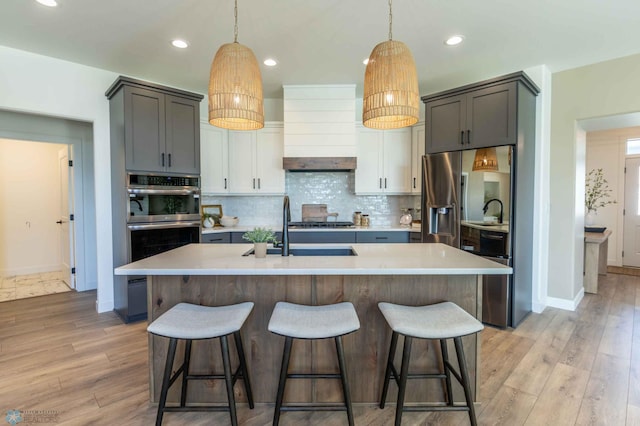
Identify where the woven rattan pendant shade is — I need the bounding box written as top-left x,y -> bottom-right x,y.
362,0 -> 419,130
472,147 -> 499,171
209,41 -> 264,130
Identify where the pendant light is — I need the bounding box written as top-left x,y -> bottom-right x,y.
363,0 -> 419,129
208,0 -> 264,130
472,148 -> 499,172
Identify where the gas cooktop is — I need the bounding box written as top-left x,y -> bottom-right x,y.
288,221 -> 355,228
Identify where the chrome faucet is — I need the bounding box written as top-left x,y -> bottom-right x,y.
482,198 -> 504,224
281,195 -> 290,256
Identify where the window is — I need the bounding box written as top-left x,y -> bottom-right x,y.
626,138 -> 640,155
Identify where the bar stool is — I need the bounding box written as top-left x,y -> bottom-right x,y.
268,301 -> 360,426
378,301 -> 484,426
147,302 -> 255,426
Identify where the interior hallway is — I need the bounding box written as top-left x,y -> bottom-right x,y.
0,271 -> 71,302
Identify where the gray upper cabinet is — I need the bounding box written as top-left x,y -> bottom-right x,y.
106,76 -> 203,175
423,73 -> 538,154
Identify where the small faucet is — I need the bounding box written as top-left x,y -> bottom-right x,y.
281,195 -> 290,256
482,198 -> 504,224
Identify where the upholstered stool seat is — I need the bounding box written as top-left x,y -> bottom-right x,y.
378,301 -> 484,426
268,301 -> 360,426
148,302 -> 255,426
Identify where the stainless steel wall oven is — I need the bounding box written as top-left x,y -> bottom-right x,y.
116,174 -> 201,323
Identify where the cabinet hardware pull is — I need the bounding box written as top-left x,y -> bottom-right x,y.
467,129 -> 471,144
224,178 -> 227,189
379,178 -> 382,189
258,178 -> 261,189
384,177 -> 387,189
460,131 -> 464,145
253,178 -> 256,189
161,153 -> 165,167
168,153 -> 172,167
413,177 -> 416,188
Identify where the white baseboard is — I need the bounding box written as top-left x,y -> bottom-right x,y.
96,297 -> 114,313
532,301 -> 546,313
0,264 -> 62,278
546,288 -> 584,311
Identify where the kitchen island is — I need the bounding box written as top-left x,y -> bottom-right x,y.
115,243 -> 511,406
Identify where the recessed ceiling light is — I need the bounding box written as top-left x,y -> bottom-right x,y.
363,58 -> 369,65
36,0 -> 57,6
445,35 -> 464,46
171,39 -> 189,49
263,58 -> 277,67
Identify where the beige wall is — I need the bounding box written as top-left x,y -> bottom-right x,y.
0,139 -> 65,276
549,53 -> 640,304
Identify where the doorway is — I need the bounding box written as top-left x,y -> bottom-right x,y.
0,109 -> 96,297
0,139 -> 74,301
623,156 -> 640,267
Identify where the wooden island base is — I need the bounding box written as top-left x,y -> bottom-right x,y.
147,273 -> 482,406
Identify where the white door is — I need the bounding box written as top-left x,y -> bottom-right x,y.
383,128 -> 412,194
355,126 -> 383,194
623,157 -> 640,267
58,147 -> 76,288
200,124 -> 229,194
228,131 -> 257,194
255,126 -> 285,194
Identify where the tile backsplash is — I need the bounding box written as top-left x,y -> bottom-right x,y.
202,172 -> 420,227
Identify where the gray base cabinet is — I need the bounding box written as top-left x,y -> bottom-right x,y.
356,231 -> 409,243
202,233 -> 231,244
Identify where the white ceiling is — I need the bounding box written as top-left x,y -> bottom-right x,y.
3,0 -> 640,99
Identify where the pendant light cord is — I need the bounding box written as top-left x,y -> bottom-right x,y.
388,0 -> 393,40
233,0 -> 238,43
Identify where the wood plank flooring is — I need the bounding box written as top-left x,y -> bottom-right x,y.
0,271 -> 638,425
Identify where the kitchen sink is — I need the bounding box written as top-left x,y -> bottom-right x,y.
242,246 -> 357,256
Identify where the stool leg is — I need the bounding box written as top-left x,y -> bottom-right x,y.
180,339 -> 192,407
220,335 -> 238,426
439,339 -> 454,405
380,331 -> 399,409
273,337 -> 293,426
453,337 -> 477,426
156,338 -> 178,426
335,336 -> 354,426
395,335 -> 413,426
233,331 -> 255,409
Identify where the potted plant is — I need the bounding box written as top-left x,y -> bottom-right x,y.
585,168 -> 616,226
242,227 -> 278,258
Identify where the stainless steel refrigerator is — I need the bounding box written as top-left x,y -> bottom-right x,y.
421,151 -> 515,328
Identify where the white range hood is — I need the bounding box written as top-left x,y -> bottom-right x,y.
283,84 -> 357,171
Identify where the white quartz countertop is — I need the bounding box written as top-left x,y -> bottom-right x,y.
202,225 -> 420,234
114,243 -> 511,276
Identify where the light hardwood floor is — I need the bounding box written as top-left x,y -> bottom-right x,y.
0,271 -> 638,425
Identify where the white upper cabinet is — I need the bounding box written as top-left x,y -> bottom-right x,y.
411,123 -> 426,194
200,123 -> 229,194
228,123 -> 285,195
355,125 -> 412,194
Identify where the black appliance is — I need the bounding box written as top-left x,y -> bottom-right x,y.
115,173 -> 201,323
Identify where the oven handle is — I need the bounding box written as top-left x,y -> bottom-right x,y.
128,188 -> 200,196
127,221 -> 201,231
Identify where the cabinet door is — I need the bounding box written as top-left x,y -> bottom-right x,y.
228,131 -> 257,194
383,128 -> 412,194
124,86 -> 165,172
425,94 -> 466,154
355,126 -> 384,194
255,126 -> 285,194
200,124 -> 229,194
165,95 -> 200,174
411,124 -> 426,194
467,82 -> 517,149
356,231 -> 409,243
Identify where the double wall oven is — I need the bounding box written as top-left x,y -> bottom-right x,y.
118,174 -> 201,322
